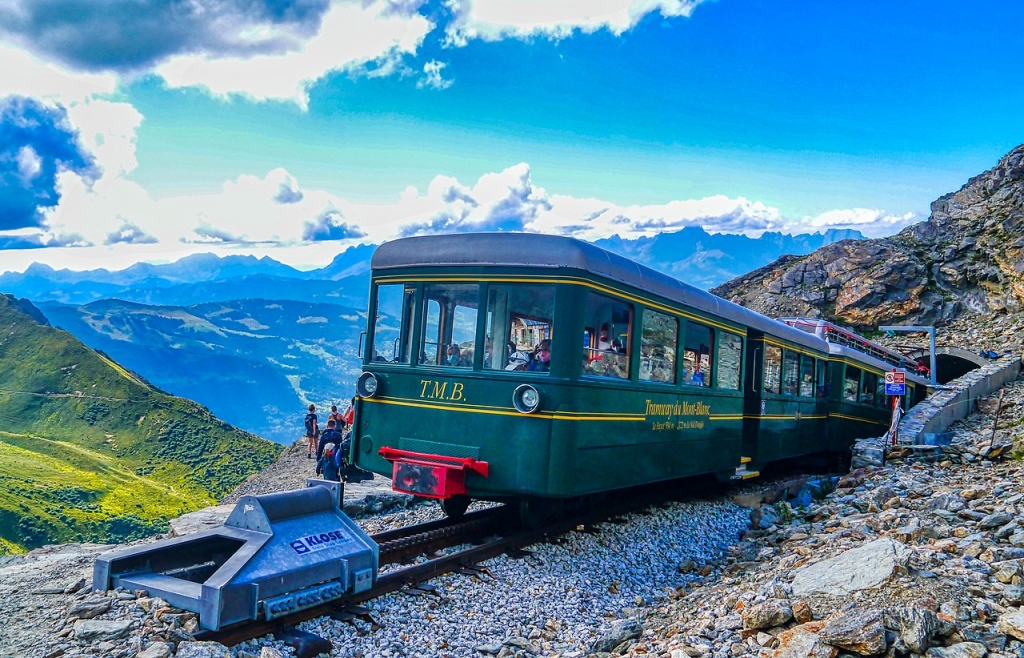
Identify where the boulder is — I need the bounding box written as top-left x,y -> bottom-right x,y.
791,538 -> 908,596
742,599 -> 793,630
818,609 -> 886,655
73,619 -> 132,641
925,642 -> 988,658
772,621 -> 837,658
997,611 -> 1024,641
592,619 -> 643,653
889,605 -> 941,654
138,643 -> 173,658
66,595 -> 112,620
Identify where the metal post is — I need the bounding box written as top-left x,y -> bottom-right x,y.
879,325 -> 938,386
929,327 -> 937,387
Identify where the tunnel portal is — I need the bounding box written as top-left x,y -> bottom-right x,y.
904,346 -> 988,385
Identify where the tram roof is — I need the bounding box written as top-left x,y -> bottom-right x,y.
372,233 -> 827,352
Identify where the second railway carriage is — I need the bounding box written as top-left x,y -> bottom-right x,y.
350,233 -> 928,518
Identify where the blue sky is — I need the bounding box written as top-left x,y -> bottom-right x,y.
1,0 -> 1022,271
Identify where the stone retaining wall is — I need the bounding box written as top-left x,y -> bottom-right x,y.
897,353 -> 1022,444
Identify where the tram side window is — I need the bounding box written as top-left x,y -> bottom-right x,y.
876,376 -> 888,408
782,351 -> 800,395
682,322 -> 712,387
763,345 -> 782,394
815,359 -> 828,397
419,283 -> 479,367
483,285 -> 554,372
861,372 -> 878,405
640,310 -> 677,384
799,355 -> 815,397
844,366 -> 861,402
860,372 -> 876,403
717,332 -> 742,390
583,293 -> 632,379
371,283 -> 414,363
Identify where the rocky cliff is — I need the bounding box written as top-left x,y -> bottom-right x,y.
712,144 -> 1024,328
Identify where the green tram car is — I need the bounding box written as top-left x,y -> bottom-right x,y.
352,233 -> 928,519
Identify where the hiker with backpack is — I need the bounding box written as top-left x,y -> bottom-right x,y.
304,403 -> 319,459
328,404 -> 346,433
315,418 -> 347,482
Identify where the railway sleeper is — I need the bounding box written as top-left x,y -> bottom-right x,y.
458,565 -> 497,580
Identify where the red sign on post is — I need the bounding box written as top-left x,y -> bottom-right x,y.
884,369 -> 906,395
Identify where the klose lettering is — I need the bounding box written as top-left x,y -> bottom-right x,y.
290,529 -> 350,555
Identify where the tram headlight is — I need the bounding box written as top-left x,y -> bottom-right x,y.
512,384 -> 541,414
357,372 -> 380,398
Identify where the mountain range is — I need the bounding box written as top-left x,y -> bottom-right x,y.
41,298 -> 365,444
0,294 -> 281,554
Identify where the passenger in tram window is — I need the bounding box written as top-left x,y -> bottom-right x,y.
528,339 -> 551,372
610,338 -> 625,354
445,344 -> 461,366
682,350 -> 698,385
597,324 -> 612,350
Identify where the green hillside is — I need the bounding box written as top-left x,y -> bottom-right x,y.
0,294 -> 282,554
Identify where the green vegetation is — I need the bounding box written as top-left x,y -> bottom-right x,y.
0,294 -> 282,552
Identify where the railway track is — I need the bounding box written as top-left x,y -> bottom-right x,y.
193,470 -> 832,655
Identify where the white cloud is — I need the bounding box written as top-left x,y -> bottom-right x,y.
155,1 -> 432,107
0,43 -> 117,103
15,145 -> 41,182
795,208 -> 920,237
417,60 -> 453,90
3,162 -> 919,272
445,0 -> 705,44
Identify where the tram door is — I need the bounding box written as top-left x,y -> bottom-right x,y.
741,330 -> 764,464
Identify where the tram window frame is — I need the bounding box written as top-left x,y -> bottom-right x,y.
815,359 -> 828,398
418,283 -> 480,368
799,355 -> 815,398
844,366 -> 861,402
782,350 -> 800,396
716,332 -> 742,391
682,321 -> 713,387
582,292 -> 633,380
483,284 -> 555,373
860,371 -> 878,406
370,283 -> 415,364
639,309 -> 677,384
763,345 -> 782,394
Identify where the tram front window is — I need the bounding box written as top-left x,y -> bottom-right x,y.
371,283 -> 414,363
484,285 -> 554,372
420,284 -> 479,367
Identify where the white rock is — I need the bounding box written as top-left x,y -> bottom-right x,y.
791,538 -> 908,596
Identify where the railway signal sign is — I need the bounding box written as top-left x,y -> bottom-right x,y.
885,369 -> 906,396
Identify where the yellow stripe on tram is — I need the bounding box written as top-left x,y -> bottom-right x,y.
364,397 -> 646,422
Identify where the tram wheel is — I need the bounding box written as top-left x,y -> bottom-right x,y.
440,494 -> 471,519
518,498 -> 562,529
